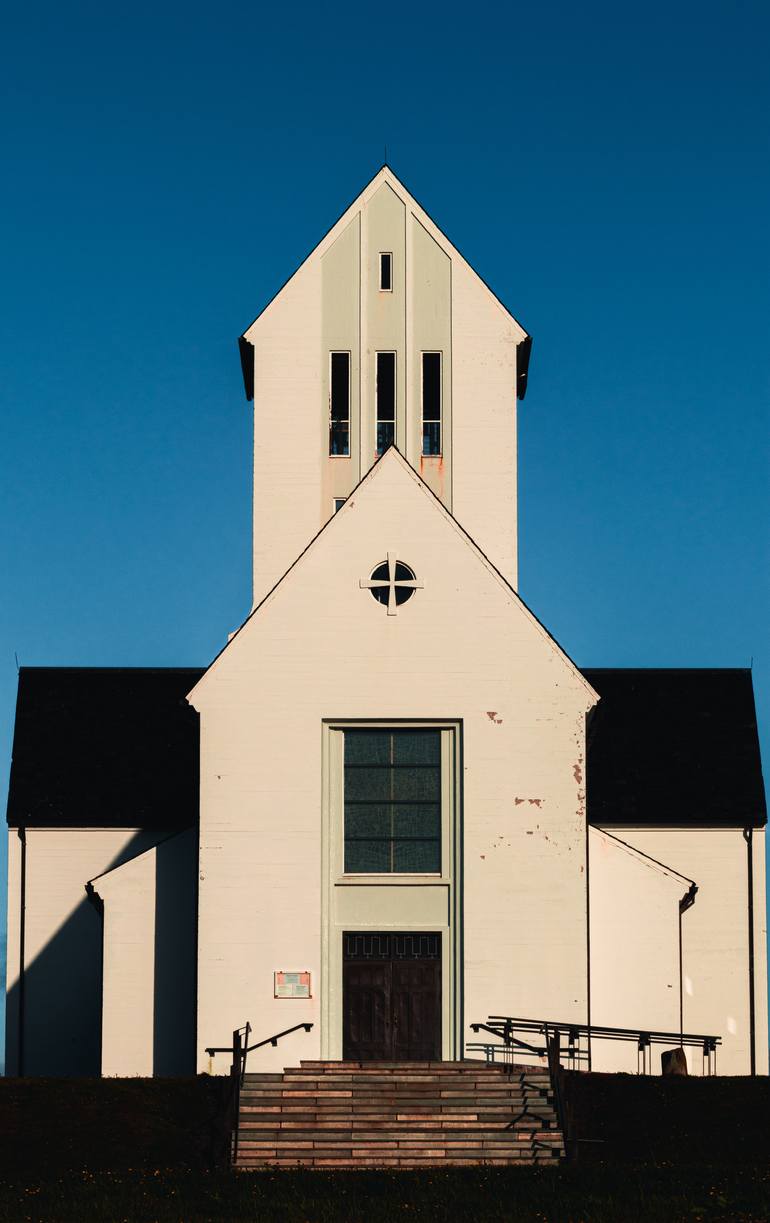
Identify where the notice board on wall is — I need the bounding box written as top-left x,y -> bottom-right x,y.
274,971 -> 311,999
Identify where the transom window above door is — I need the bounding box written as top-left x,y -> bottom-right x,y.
344,729 -> 441,874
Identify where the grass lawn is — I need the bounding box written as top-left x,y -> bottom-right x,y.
2,1074 -> 768,1221
1,1163 -> 769,1223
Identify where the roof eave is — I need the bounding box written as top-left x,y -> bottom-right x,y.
516,334 -> 532,401
239,335 -> 254,402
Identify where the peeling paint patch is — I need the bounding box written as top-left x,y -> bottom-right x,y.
528,798 -> 543,807
573,761 -> 583,785
514,797 -> 525,806
486,711 -> 503,724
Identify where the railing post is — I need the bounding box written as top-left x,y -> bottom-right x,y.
568,1027 -> 577,1070
230,1027 -> 243,1166
546,1028 -> 573,1162
242,1022 -> 252,1081
203,1021 -> 314,1168
231,1027 -> 242,1081
547,1028 -> 561,1077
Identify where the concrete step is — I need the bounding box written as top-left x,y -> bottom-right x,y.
233,1061 -> 564,1170
239,1107 -> 557,1120
237,1156 -> 562,1169
239,1083 -> 553,1096
239,1106 -> 553,1119
237,1130 -> 562,1145
239,1121 -> 558,1133
256,1068 -> 551,1081
238,1103 -> 558,1117
292,1060 -> 548,1072
240,1088 -> 553,1099
246,1081 -> 550,1089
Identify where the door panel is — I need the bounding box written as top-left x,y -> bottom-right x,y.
392,959 -> 441,1061
342,961 -> 390,1061
342,931 -> 441,1061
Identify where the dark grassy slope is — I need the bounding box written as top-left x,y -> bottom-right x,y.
561,1071 -> 770,1165
1,1074 -> 768,1223
1,1165 -> 769,1223
0,1077 -> 230,1175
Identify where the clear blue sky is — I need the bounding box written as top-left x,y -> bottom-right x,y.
1,1 -> 768,1052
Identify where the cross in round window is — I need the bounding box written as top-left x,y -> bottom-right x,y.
359,552 -> 423,616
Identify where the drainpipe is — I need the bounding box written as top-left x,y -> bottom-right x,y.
743,826 -> 756,1077
678,882 -> 698,1047
17,827 -> 27,1077
585,814 -> 592,1071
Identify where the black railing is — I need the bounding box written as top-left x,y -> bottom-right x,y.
205,1021 -> 313,1164
469,1016 -> 721,1076
544,1029 -> 574,1160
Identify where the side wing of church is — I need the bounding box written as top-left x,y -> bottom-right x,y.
5,168 -> 768,1079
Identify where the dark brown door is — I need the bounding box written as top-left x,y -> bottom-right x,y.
342,931 -> 441,1061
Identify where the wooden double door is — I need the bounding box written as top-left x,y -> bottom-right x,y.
342,931 -> 441,1062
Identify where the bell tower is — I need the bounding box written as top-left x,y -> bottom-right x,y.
239,167 -> 531,608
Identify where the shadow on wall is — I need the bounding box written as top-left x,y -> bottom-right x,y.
6,893 -> 103,1076
6,828 -> 198,1077
153,830 -> 197,1076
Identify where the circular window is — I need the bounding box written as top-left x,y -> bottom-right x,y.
368,560 -> 417,608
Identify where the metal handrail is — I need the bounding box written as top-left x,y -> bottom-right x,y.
470,1015 -> 721,1075
205,1021 -> 314,1164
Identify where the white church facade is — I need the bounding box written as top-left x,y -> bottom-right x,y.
5,168 -> 767,1080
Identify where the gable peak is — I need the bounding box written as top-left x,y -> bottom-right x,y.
240,164 -> 529,352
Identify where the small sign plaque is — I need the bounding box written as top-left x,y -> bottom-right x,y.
274,971 -> 311,999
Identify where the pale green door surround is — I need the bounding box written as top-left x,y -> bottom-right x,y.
321,721 -> 463,1060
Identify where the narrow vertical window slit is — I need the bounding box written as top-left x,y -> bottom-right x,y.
329,351 -> 350,456
379,252 -> 393,292
376,352 -> 396,454
422,352 -> 442,457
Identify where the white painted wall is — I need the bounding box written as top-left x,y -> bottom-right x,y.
451,258 -> 518,590
251,253 -> 322,611
92,828 -> 198,1077
191,449 -> 595,1073
596,826 -> 768,1075
588,828 -> 691,1073
95,847 -> 156,1076
244,167 -> 527,610
4,827 -> 156,1075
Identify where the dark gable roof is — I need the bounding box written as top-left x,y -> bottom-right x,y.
6,666 -> 766,831
6,668 -> 204,829
583,669 -> 767,828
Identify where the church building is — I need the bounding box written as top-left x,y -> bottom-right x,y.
5,167 -> 767,1080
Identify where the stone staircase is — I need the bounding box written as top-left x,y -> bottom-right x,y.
235,1060 -> 565,1168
